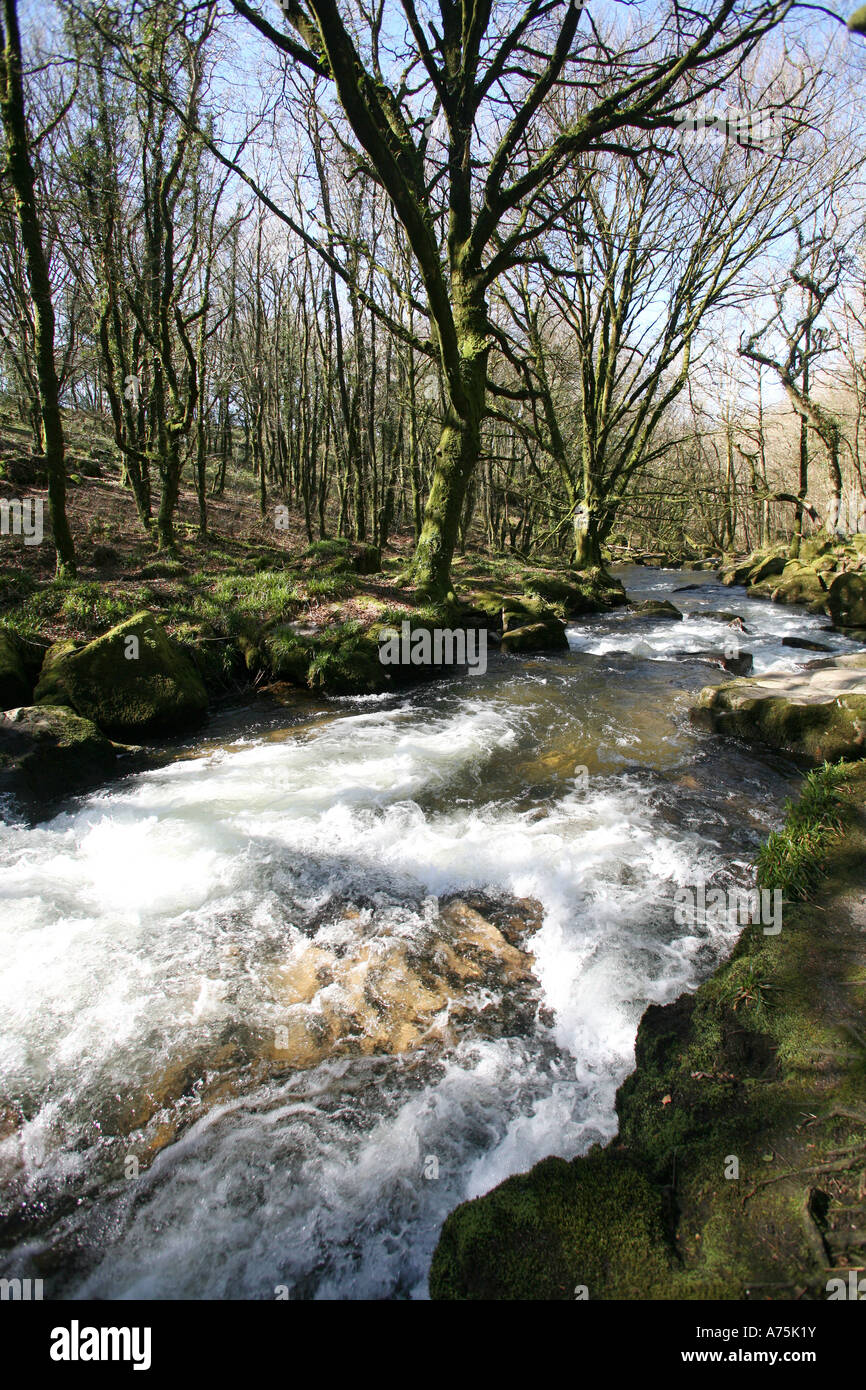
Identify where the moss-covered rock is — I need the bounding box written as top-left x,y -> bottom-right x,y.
0,629 -> 31,710
33,611 -> 208,740
749,553 -> 788,585
522,567 -> 626,618
719,543 -> 788,587
500,618 -> 569,654
827,571 -> 866,628
430,1153 -> 674,1300
691,655 -> 866,762
629,599 -> 684,621
352,544 -> 382,575
765,565 -> 829,614
0,704 -> 116,804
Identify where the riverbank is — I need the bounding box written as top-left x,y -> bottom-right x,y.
430,761 -> 866,1299
718,536 -> 866,630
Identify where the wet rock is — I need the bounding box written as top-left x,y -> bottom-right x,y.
697,650 -> 753,676
500,618 -> 569,654
691,654 -> 866,761
110,894 -> 544,1159
781,636 -> 833,653
34,611 -> 208,740
629,599 -> 683,620
697,611 -> 746,629
0,704 -> 116,804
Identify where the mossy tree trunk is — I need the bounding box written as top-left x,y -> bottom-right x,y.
410,281 -> 489,598
0,0 -> 75,577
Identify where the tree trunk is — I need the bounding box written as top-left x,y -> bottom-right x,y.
409,283 -> 488,599
0,0 -> 75,576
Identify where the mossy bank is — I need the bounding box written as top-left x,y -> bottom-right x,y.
430,762 -> 866,1299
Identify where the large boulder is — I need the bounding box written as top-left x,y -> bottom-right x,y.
691,654 -> 866,762
33,611 -> 208,740
500,618 -> 569,654
764,565 -> 829,614
0,630 -> 31,710
522,568 -> 627,617
827,571 -> 866,629
629,599 -> 683,620
749,553 -> 787,585
0,704 -> 116,805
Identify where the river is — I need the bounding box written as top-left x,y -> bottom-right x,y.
0,565 -> 861,1298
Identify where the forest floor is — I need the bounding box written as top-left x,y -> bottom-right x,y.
0,407 -> 627,703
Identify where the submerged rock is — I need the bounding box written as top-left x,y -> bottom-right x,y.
0,704 -> 116,805
102,893 -> 544,1163
33,611 -> 208,740
691,654 -> 866,761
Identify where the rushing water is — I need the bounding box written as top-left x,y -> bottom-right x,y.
0,566 -> 862,1300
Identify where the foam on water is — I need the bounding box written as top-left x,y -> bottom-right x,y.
566,568 -> 862,674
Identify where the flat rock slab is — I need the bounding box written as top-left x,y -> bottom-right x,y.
692,653 -> 866,761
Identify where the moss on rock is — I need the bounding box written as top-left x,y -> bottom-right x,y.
692,657 -> 866,762
33,611 -> 208,740
0,703 -> 117,804
500,618 -> 569,654
430,1152 -> 674,1300
828,571 -> 866,628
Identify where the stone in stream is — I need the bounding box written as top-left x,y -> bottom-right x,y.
696,611 -> 747,629
102,893 -> 544,1166
691,653 -> 866,761
628,599 -> 683,620
500,618 -> 569,653
781,636 -> 833,653
697,651 -> 754,677
33,611 -> 208,740
0,704 -> 117,805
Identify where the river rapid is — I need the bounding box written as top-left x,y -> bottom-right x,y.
0,566 -> 862,1299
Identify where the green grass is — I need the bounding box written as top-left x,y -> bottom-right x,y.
756,761 -> 851,900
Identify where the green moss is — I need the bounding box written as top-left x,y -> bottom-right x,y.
430,1154 -> 675,1300
33,611 -> 208,739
